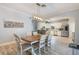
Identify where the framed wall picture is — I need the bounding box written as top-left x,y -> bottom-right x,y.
4,21 -> 24,28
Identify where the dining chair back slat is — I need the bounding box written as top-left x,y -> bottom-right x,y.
14,34 -> 32,55
47,34 -> 52,46
33,32 -> 38,35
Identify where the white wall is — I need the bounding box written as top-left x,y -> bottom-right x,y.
68,18 -> 75,38
0,6 -> 33,43
75,12 -> 79,44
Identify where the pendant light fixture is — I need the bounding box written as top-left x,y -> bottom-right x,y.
33,3 -> 47,21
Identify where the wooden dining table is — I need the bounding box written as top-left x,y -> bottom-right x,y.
21,35 -> 41,43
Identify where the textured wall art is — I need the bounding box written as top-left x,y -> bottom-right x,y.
4,21 -> 24,28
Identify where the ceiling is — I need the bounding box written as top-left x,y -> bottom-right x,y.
0,3 -> 79,19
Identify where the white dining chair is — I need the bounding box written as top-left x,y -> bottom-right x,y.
32,31 -> 38,35
14,34 -> 32,55
47,34 -> 52,47
26,32 -> 32,36
31,35 -> 47,55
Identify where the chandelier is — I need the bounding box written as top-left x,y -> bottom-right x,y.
32,3 -> 47,21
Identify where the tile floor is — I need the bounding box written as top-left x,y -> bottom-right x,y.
40,36 -> 73,55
